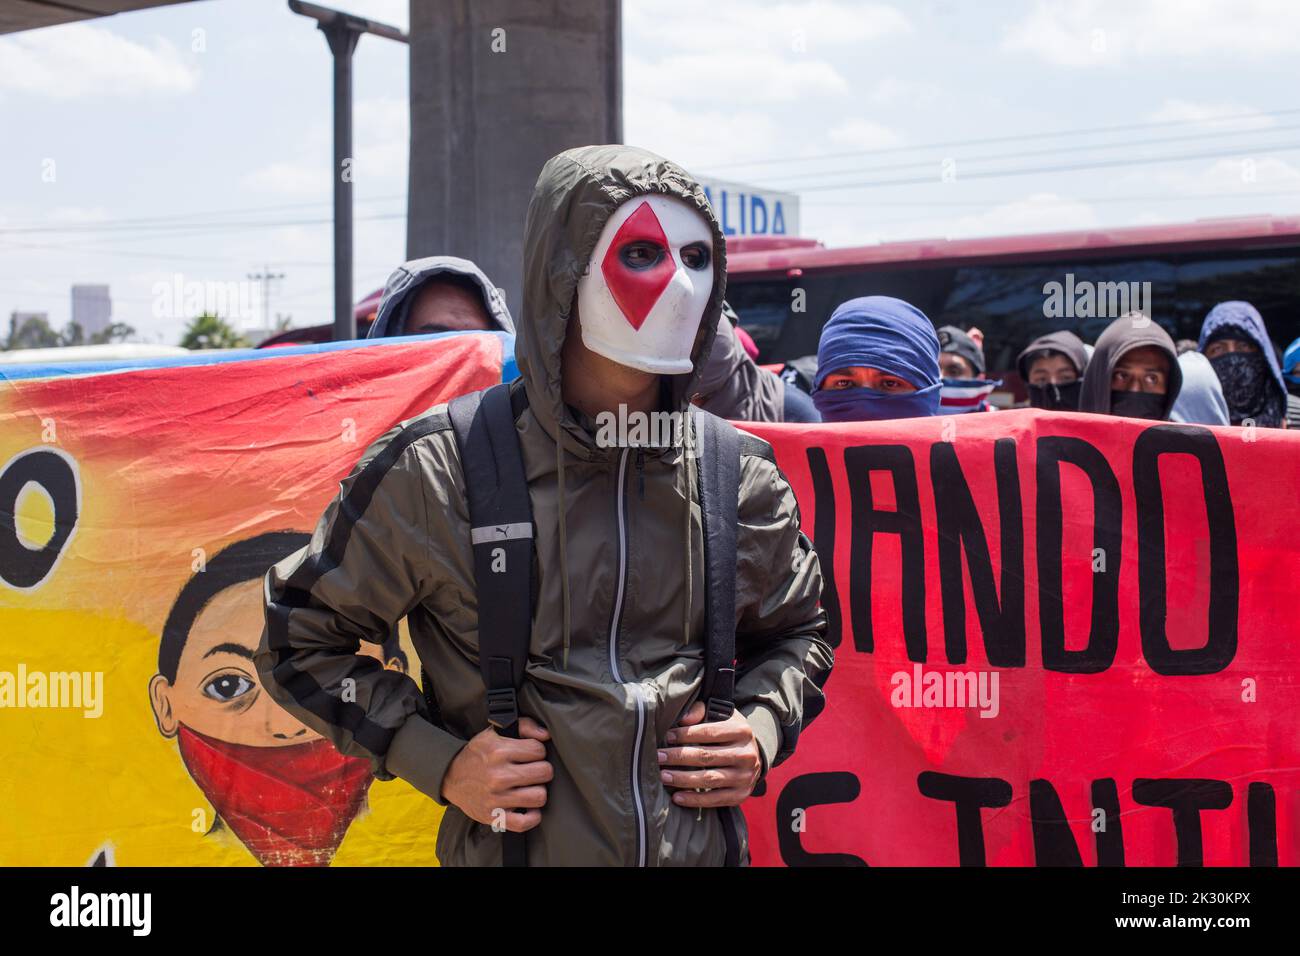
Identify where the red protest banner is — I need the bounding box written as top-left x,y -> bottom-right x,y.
742,410 -> 1300,867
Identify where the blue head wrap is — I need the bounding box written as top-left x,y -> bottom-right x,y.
1284,335 -> 1300,386
812,296 -> 941,422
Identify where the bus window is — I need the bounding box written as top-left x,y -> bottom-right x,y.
1172,252 -> 1300,349
934,259 -> 1177,377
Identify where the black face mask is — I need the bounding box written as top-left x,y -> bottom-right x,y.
1026,380 -> 1082,411
1109,390 -> 1166,420
1209,351 -> 1282,426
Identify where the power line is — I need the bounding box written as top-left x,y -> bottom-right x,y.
795,142 -> 1300,192
765,124 -> 1300,187
0,194 -> 407,231
801,188 -> 1300,207
694,105 -> 1300,173
0,210 -> 406,237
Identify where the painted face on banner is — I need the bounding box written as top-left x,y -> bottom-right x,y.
576,194 -> 715,374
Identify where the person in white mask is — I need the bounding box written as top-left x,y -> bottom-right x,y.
258,144 -> 833,867
573,193 -> 715,374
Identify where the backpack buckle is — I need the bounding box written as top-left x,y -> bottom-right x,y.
705,696 -> 735,723
486,686 -> 519,732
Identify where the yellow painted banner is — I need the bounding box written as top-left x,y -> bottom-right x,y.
0,334 -> 509,866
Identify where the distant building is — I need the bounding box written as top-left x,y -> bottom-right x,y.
71,285 -> 111,337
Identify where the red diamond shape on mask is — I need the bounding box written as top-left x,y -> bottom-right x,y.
601,201 -> 675,330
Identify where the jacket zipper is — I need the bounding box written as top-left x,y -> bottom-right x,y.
609,446 -> 648,866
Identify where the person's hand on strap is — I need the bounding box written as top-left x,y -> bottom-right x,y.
442,717 -> 552,832
657,701 -> 762,808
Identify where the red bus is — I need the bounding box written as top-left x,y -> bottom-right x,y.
262,214 -> 1300,400
725,214 -> 1300,396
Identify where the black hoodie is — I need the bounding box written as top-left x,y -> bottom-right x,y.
1079,314 -> 1182,419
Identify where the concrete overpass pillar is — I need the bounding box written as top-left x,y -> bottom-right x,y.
406,0 -> 622,314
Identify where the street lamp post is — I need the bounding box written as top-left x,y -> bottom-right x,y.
288,1 -> 408,341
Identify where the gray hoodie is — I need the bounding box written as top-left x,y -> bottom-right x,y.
367,255 -> 514,339
1171,351 -> 1230,426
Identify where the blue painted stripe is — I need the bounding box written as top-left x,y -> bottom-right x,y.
0,331 -> 518,383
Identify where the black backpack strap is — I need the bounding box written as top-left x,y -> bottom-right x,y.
448,381 -> 534,868
692,407 -> 740,724
692,407 -> 743,867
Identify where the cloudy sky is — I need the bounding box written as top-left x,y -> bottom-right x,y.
2,0 -> 1298,342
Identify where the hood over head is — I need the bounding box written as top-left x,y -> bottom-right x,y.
367,255 -> 514,339
1175,351 -> 1232,426
1079,312 -> 1182,418
1171,350 -> 1230,426
1198,300 -> 1287,404
518,144 -> 727,457
1016,329 -> 1089,381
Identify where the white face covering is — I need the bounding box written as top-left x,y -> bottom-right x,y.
575,194 -> 715,374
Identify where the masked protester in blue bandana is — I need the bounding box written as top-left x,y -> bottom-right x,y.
812,296 -> 941,422
1198,301 -> 1288,429
936,325 -> 1000,413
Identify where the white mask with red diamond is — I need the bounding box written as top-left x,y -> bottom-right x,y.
575,194 -> 715,375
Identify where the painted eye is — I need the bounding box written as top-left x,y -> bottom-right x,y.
618,241 -> 665,270
203,674 -> 254,702
680,242 -> 711,270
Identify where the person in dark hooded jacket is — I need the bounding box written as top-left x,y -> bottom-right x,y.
1198,301 -> 1288,429
366,255 -> 514,339
1079,312 -> 1182,420
691,301 -> 819,423
1016,330 -> 1088,411
256,144 -> 831,867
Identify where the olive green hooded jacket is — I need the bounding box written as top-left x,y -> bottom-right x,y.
256,144 -> 832,866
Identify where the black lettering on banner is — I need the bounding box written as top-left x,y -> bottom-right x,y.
1248,782 -> 1278,867
844,445 -> 926,660
1029,779 -> 1083,866
917,771 -> 1012,866
0,448 -> 80,590
806,447 -> 842,649
1132,778 -> 1233,867
1092,778 -> 1126,867
1035,437 -> 1121,674
931,438 -> 1025,666
1131,424 -> 1239,675
776,772 -> 868,867
1029,777 -> 1124,866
